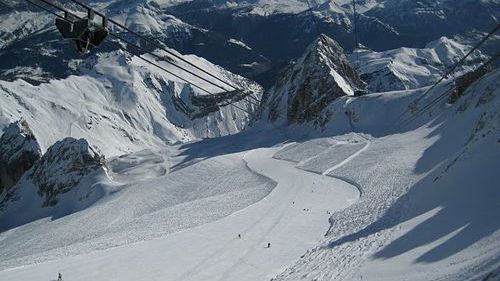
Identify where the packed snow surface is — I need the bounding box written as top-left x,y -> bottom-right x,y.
0,138 -> 360,281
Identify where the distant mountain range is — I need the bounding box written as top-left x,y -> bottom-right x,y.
1,0 -> 498,87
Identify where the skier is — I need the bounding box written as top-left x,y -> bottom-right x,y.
58,273 -> 63,281
267,242 -> 271,248
238,234 -> 241,239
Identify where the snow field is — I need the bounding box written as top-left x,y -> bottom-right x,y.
0,144 -> 360,281
0,148 -> 274,271
274,71 -> 500,280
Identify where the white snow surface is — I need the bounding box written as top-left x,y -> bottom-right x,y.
0,135 -> 360,281
0,32 -> 499,281
352,36 -> 487,92
227,38 -> 252,50
0,49 -> 262,156
1,69 -> 498,280
272,70 -> 500,280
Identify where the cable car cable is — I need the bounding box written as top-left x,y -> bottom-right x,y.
22,0 -> 257,116
391,22 -> 500,131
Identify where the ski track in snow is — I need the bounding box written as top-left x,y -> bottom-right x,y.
0,141 -> 365,281
322,139 -> 370,176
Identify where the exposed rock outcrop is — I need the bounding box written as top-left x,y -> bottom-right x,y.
0,120 -> 42,198
0,137 -> 108,230
263,34 -> 365,124
23,137 -> 107,207
449,64 -> 492,104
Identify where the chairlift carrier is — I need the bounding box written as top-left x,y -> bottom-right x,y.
55,7 -> 108,54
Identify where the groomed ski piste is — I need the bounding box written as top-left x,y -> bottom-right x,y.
1,69 -> 499,281
0,133 -> 364,281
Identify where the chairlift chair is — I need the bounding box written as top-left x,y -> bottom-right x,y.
55,8 -> 108,54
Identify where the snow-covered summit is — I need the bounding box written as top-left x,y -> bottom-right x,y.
352,36 -> 487,92
263,34 -> 364,123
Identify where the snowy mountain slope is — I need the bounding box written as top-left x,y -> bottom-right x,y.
0,143 -> 276,270
262,34 -> 364,124
351,36 -> 487,92
1,68 -> 497,280
272,69 -> 500,281
0,132 -> 360,281
0,48 -> 262,156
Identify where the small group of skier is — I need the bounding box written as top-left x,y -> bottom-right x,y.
237,234 -> 271,248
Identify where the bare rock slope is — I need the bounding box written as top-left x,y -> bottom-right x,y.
264,34 -> 365,124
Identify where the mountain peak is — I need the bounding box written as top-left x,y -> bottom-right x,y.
308,33 -> 346,61
263,34 -> 365,124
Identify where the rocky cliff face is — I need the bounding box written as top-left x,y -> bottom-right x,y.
1,136 -> 107,211
0,137 -> 108,230
23,138 -> 107,207
0,120 -> 41,200
263,34 -> 365,124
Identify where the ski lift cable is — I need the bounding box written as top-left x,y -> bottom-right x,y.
104,26 -> 261,108
395,51 -> 500,131
106,31 -> 259,108
22,0 -> 257,116
31,0 -> 247,99
23,0 -> 218,96
65,0 -> 265,107
62,1 -> 252,99
352,0 -> 360,62
105,38 -> 257,116
391,22 -> 500,131
103,36 -> 259,115
68,0 -> 248,94
103,36 -> 257,116
352,0 -> 358,50
305,0 -> 321,37
62,0 -> 298,118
